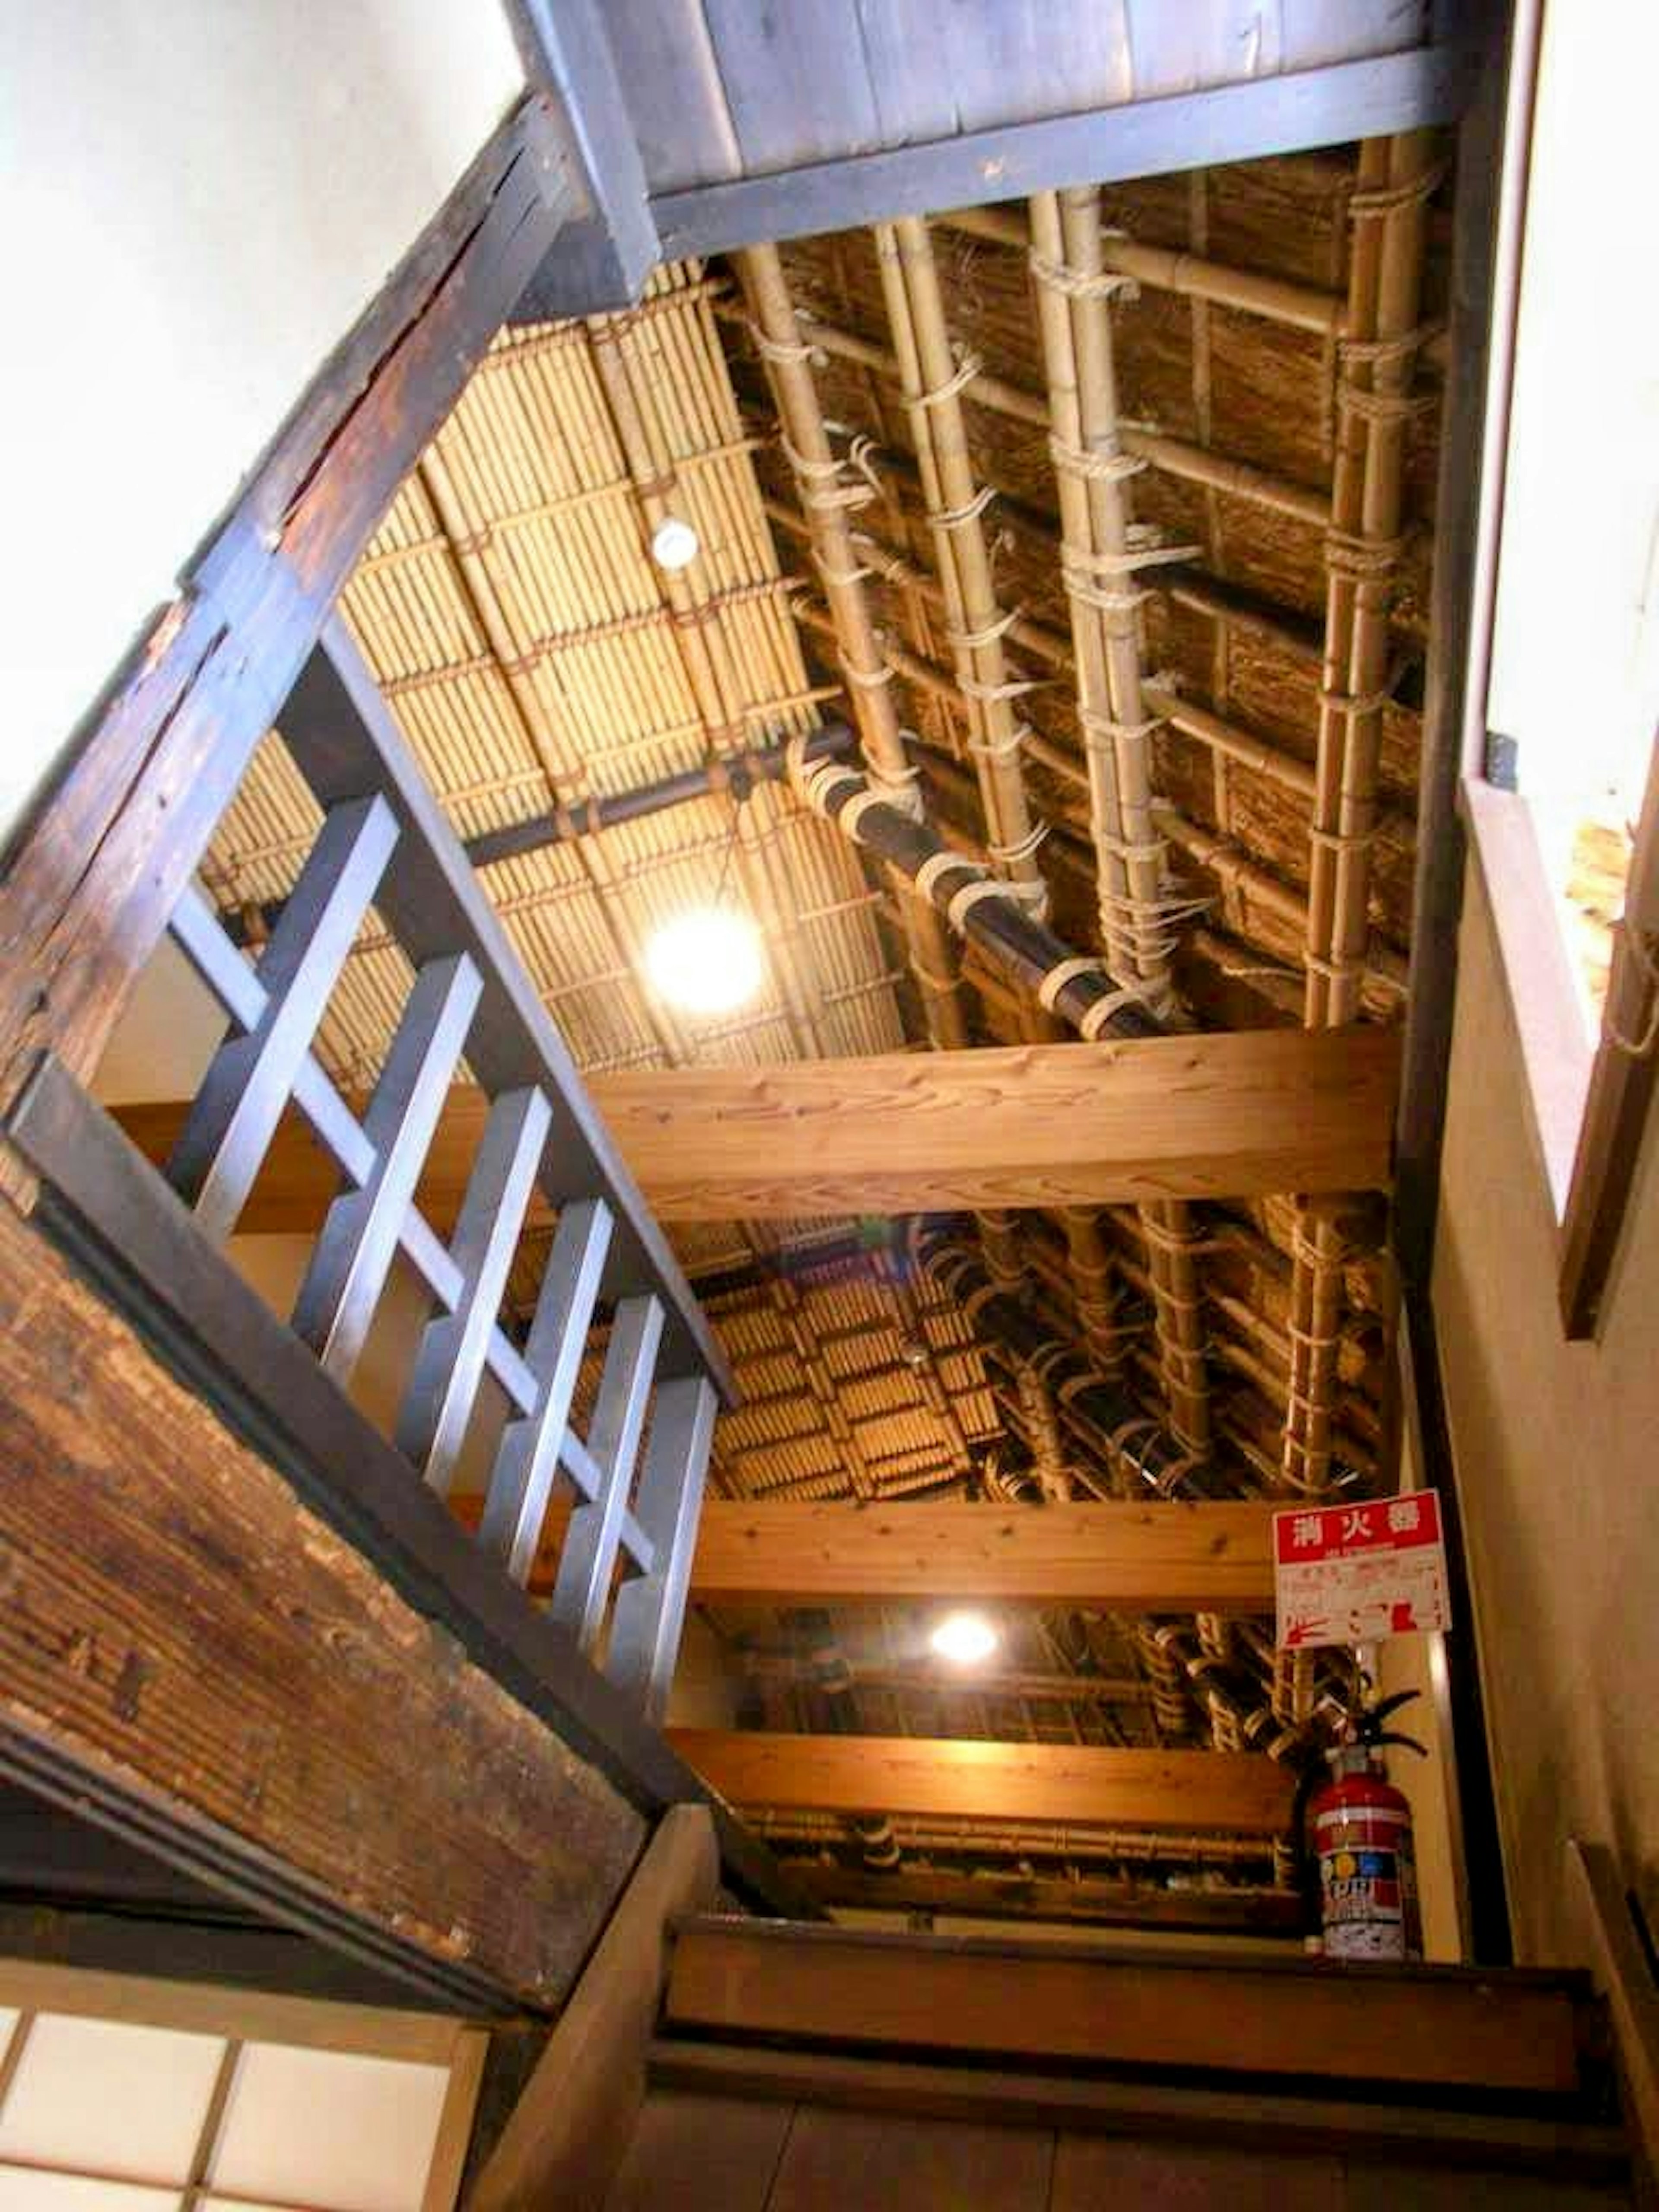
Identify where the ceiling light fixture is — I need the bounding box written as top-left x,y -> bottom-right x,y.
644,905 -> 763,1017
929,1610 -> 1000,1668
651,516 -> 700,571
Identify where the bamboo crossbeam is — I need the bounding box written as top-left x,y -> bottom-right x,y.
942,203 -> 1348,339
744,309 -> 1333,531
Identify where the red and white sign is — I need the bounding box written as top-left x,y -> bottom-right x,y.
1273,1490 -> 1451,1651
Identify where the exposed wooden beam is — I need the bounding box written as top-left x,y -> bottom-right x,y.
113,1027 -> 1399,1227
450,1497 -> 1278,1615
680,1500 -> 1275,1614
665,1731 -> 1297,1835
651,46 -> 1470,261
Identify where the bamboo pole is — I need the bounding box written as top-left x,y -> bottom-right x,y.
1027,185 -> 1214,1485
874,217 -> 1051,922
1281,134 -> 1439,1513
737,242 -> 970,1052
777,502 -> 1323,804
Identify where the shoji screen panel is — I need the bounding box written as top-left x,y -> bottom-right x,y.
0,1967 -> 485,2212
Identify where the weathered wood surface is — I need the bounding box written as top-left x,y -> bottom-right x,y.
664,1731 -> 1297,1835
471,1805 -> 718,2212
113,1026 -> 1400,1226
613,0 -> 1436,195
664,1919 -> 1593,2097
446,1498 -> 1278,1615
647,2044 -> 1631,2187
0,1199 -> 642,2008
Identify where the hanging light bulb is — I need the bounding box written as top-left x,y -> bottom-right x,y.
929,1610 -> 1000,1667
645,906 -> 763,1016
651,516 -> 700,571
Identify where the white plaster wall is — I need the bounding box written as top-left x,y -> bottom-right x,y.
1434,862 -> 1659,1963
0,2 -> 522,844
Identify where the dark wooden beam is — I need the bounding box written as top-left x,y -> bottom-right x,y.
776,1862 -> 1303,1937
664,1918 -> 1594,2098
505,0 -> 658,314
5,1056 -> 807,1939
651,45 -> 1471,262
665,1731 -> 1297,1836
112,1026 -> 1401,1227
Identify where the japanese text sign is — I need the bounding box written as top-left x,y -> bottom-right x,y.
1273,1490 -> 1450,1651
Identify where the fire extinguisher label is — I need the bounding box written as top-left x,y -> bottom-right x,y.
1318,1837 -> 1421,1961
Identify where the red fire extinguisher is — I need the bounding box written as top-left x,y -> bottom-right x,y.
1308,1689 -> 1426,1963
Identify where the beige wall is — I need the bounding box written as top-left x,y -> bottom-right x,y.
2,1 -> 522,845
1433,855 -> 1659,1963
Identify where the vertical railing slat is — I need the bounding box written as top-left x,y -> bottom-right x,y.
604,1374 -> 719,1723
292,950 -> 483,1380
549,1293 -> 663,1654
397,1084 -> 553,1491
167,794 -> 399,1241
480,1197 -> 614,1582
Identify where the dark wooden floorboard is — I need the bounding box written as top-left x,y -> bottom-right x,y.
603,2090 -> 794,2212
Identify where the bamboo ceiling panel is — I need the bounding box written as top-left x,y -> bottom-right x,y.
191,134 -> 1455,1903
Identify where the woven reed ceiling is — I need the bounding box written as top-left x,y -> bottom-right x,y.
204,134 -> 1452,1909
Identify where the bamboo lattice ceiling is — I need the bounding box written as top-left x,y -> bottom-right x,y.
197,133 -> 1451,1911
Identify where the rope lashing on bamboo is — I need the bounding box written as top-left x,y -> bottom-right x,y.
781,434 -> 876,517
944,605 -> 1025,652
901,346 -> 984,413
745,317 -> 820,366
784,734 -> 1164,1042
1345,158 -> 1449,220
1027,249 -> 1139,305
807,550 -> 874,590
1338,319 -> 1443,369
986,817 -> 1050,866
931,483 -> 999,533
1336,382 -> 1440,428
966,722 -> 1033,763
1322,528 -> 1406,581
1048,435 -> 1147,486
1061,534 -> 1205,617
958,669 -> 1044,704
1605,924 -> 1659,1058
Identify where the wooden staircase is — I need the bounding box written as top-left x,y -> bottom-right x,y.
604,1914 -> 1634,2209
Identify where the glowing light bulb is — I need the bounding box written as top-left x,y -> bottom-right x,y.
929,1610 -> 1000,1667
651,516 -> 700,571
644,906 -> 763,1016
